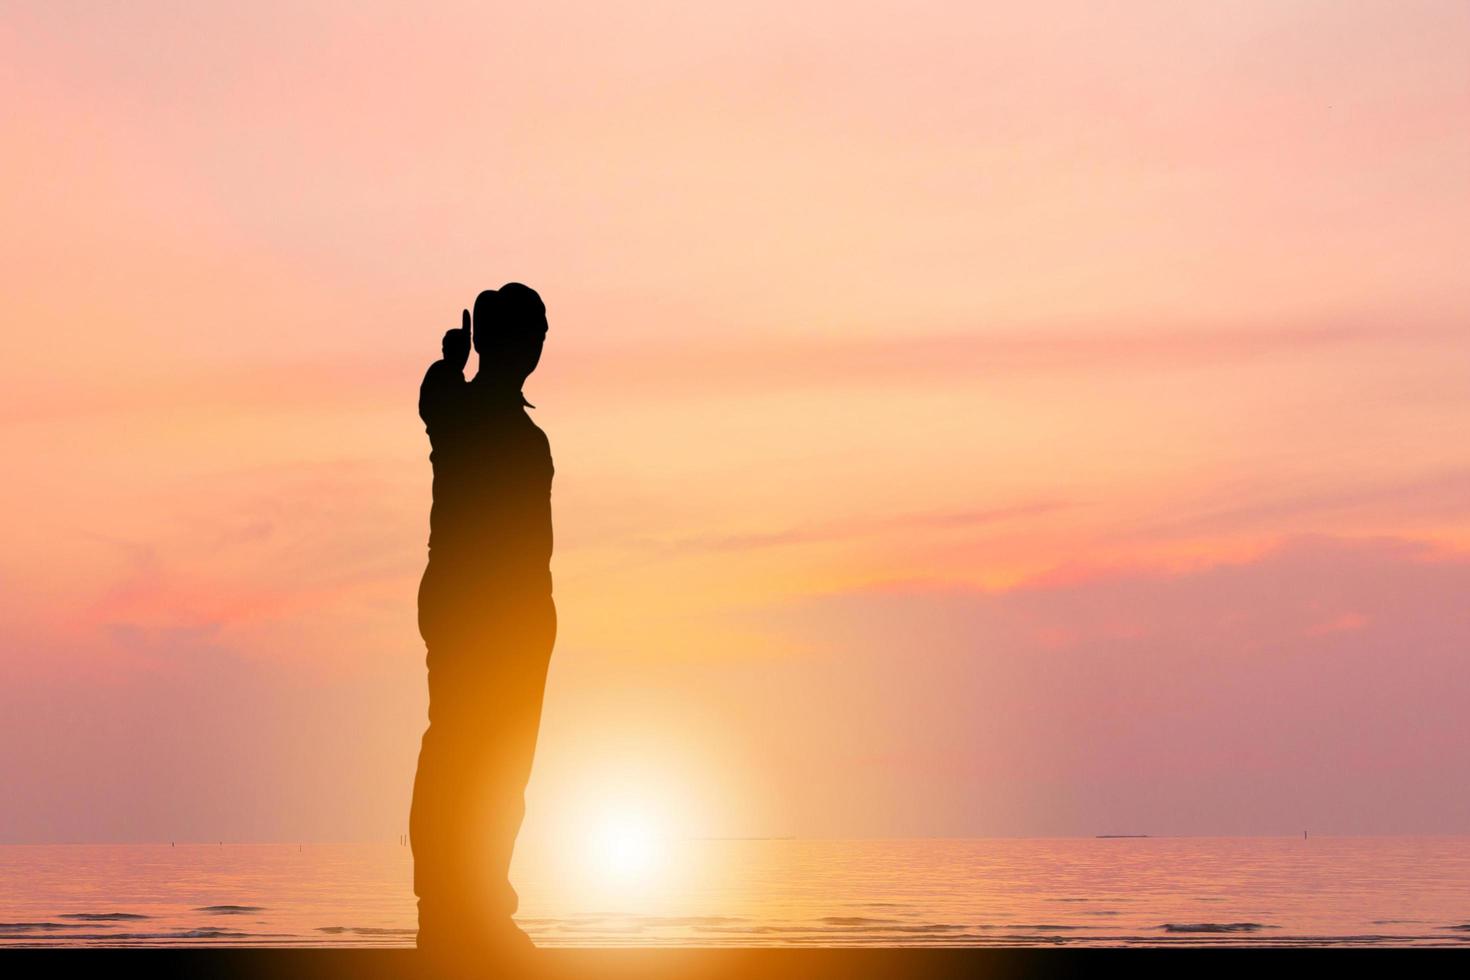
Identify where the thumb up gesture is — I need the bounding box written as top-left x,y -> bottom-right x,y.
442,309 -> 472,372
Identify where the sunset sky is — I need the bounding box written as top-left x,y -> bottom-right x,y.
3,1 -> 1469,845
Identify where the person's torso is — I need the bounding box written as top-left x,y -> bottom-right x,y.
425,386 -> 553,596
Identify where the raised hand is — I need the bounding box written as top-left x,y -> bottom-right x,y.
441,308 -> 472,372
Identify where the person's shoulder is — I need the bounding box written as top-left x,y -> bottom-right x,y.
421,359 -> 466,385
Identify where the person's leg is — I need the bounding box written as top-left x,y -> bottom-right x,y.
410,564 -> 479,953
409,669 -> 469,950
473,597 -> 557,938
413,584 -> 556,956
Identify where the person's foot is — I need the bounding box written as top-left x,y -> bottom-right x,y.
470,920 -> 536,961
417,919 -> 538,977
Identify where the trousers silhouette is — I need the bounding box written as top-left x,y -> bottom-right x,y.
410,566 -> 554,946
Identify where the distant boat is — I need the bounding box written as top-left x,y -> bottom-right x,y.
1095,834 -> 1150,838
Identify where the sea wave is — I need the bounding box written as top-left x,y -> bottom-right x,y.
0,922 -> 88,931
1160,922 -> 1274,933
59,912 -> 151,921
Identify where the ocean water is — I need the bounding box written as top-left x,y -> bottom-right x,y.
2,837 -> 1468,947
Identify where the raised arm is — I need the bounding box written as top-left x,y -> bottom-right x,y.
419,309 -> 472,430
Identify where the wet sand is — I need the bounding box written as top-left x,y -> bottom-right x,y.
0,947 -> 1458,980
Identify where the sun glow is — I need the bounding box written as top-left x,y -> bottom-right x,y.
523,753 -> 730,899
588,807 -> 666,880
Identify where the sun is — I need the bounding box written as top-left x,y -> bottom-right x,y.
588,808 -> 665,880
531,763 -> 709,896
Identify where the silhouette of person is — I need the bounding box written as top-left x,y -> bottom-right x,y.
409,284 -> 554,964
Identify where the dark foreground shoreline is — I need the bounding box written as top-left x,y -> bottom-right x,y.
2,947 -> 1465,980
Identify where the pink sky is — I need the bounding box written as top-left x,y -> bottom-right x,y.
2,1 -> 1469,842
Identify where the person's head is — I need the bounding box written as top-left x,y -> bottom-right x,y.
472,283 -> 547,386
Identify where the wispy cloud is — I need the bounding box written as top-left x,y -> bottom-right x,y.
1134,468 -> 1470,540
659,500 -> 1073,554
551,321 -> 1466,398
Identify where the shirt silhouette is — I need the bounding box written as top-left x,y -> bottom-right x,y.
409,284 -> 554,963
